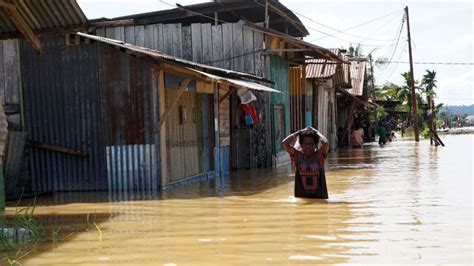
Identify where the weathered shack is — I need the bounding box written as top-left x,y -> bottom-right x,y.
336,61 -> 377,147
16,32 -> 279,193
0,0 -> 342,197
306,49 -> 351,150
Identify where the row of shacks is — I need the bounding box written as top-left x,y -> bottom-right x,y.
0,0 -> 374,201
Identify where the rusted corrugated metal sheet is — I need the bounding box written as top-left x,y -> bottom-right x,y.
21,37 -> 105,192
98,43 -> 155,146
75,32 -> 270,84
306,48 -> 339,78
98,42 -> 160,191
348,61 -> 366,96
0,0 -> 87,36
306,49 -> 351,86
21,36 -> 161,193
106,145 -> 159,191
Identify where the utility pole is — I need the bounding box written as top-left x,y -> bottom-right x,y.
369,54 -> 376,99
405,6 -> 420,141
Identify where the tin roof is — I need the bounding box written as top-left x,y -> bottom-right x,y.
306,49 -> 351,87
0,0 -> 87,36
306,49 -> 342,77
74,32 -> 279,93
243,22 -> 345,63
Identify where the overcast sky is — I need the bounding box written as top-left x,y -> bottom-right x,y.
77,0 -> 473,106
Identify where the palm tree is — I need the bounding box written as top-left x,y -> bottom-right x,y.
421,70 -> 439,137
422,70 -> 437,97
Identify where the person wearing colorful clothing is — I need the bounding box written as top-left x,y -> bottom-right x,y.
282,127 -> 329,199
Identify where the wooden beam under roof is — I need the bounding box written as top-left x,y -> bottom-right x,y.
0,0 -> 42,53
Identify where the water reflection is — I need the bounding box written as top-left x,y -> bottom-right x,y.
2,135 -> 472,264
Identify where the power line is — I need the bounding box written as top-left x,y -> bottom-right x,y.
286,6 -> 402,42
309,9 -> 404,42
358,11 -> 405,45
380,61 -> 474,65
162,0 -> 397,49
251,0 -> 402,47
384,14 -> 406,67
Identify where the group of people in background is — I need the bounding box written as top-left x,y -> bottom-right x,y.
342,117 -> 404,148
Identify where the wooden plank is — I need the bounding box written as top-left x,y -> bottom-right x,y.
213,84 -> 220,176
3,40 -> 19,105
201,23 -> 212,64
162,24 -> 174,55
171,24 -> 183,58
243,26 -> 255,74
191,23 -> 202,63
28,140 -> 88,157
153,78 -> 191,132
219,87 -> 237,104
1,1 -> 42,53
196,81 -> 213,94
157,70 -> 169,184
182,26 -> 193,60
95,28 -> 105,37
232,23 -> 244,71
135,25 -> 145,47
222,23 -> 233,70
125,26 -> 135,45
105,26 -> 116,39
211,24 -> 223,68
0,1 -> 16,9
253,30 -> 264,77
144,25 -> 154,49
154,24 -> 164,51
92,19 -> 134,28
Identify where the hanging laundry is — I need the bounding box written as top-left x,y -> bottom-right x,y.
241,104 -> 260,126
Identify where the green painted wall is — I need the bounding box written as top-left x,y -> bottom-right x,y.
269,55 -> 290,154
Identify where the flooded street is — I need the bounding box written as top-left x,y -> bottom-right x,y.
5,134 -> 473,265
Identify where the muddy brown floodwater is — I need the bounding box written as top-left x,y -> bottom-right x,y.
4,134 -> 473,265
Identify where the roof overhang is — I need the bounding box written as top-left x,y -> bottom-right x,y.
243,21 -> 348,64
0,0 -> 88,53
337,87 -> 377,108
73,32 -> 279,94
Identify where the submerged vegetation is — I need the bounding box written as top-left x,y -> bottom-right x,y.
1,195 -> 103,265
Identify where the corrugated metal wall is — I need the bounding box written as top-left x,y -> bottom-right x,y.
97,22 -> 272,170
98,42 -> 160,191
106,144 -> 159,191
21,37 -> 105,192
20,36 -> 161,192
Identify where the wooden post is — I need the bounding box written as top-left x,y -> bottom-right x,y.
0,0 -> 42,53
369,54 -> 376,99
214,83 -> 221,177
339,100 -> 357,148
157,70 -> 169,186
405,6 -> 420,142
